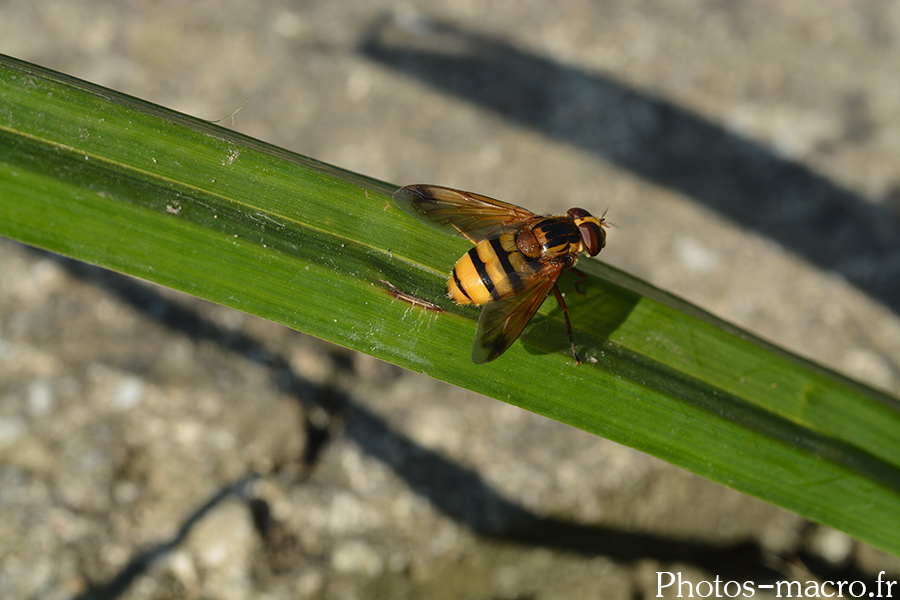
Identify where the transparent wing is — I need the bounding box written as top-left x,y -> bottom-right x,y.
393,184 -> 537,243
471,262 -> 565,363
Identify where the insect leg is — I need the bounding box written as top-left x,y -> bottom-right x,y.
552,285 -> 581,364
570,267 -> 589,296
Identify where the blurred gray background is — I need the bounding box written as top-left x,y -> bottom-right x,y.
2,2 -> 899,599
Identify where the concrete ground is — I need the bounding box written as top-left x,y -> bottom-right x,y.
2,2 -> 899,599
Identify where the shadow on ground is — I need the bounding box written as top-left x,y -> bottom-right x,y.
51,258 -> 886,599
359,14 -> 900,315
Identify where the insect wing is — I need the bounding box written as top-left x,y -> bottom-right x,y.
394,184 -> 536,243
471,262 -> 566,363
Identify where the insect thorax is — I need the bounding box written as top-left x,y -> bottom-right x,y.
517,217 -> 582,262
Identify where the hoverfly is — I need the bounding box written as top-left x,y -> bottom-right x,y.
393,184 -> 609,364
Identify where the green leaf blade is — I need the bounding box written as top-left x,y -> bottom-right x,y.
2,54 -> 899,555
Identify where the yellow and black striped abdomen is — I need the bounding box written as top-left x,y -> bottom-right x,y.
447,232 -> 533,305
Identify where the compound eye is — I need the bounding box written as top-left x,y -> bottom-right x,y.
578,221 -> 604,256
567,208 -> 606,256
